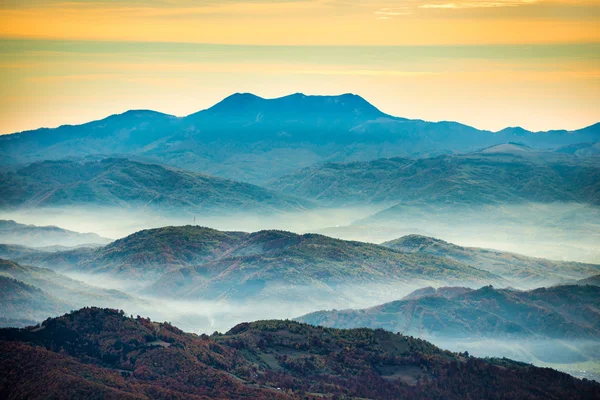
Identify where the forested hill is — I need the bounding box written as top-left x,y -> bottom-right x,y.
0,307 -> 598,399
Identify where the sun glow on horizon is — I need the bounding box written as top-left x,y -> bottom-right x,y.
0,0 -> 598,133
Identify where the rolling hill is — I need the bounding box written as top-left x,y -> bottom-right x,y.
67,225 -> 248,278
0,219 -> 112,247
576,274 -> 600,286
380,234 -> 600,287
0,258 -> 136,325
0,276 -> 67,327
268,148 -> 600,206
0,258 -> 132,304
1,93 -> 598,183
297,284 -> 600,380
0,226 -> 506,303
0,307 -> 598,399
297,285 -> 600,340
143,229 -> 504,303
4,226 -> 597,303
0,158 -> 312,214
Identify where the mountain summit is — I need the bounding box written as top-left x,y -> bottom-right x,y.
201,92 -> 384,117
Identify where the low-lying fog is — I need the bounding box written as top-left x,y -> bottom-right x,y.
16,269 -> 600,383
63,272 -> 423,334
432,338 -> 600,382
2,201 -> 599,263
0,204 -> 386,241
2,200 -> 599,383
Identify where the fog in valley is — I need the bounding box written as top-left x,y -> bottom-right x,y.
433,338 -> 600,382
2,201 -> 598,263
55,278 -> 419,334
2,200 -> 599,384
0,205 -> 386,244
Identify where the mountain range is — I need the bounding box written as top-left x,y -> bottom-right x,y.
0,158 -> 312,214
0,219 -> 112,248
0,276 -> 68,328
0,307 -> 598,399
0,226 -> 506,305
380,234 -> 600,287
2,226 -> 598,309
297,284 -> 600,340
0,258 -> 135,326
296,284 -> 600,380
268,145 -> 600,206
1,93 -> 598,184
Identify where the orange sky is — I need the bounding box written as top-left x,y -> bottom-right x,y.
0,0 -> 598,133
1,0 -> 599,45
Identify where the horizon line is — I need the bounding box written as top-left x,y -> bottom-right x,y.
1,91 -> 598,136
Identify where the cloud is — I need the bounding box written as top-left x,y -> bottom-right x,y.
419,0 -> 537,8
374,7 -> 411,18
373,0 -> 536,18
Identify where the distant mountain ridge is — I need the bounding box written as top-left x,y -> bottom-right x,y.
143,229 -> 504,303
268,149 -> 600,206
0,158 -> 312,214
576,274 -> 600,286
1,93 -> 597,183
297,284 -> 600,340
0,226 -> 506,305
380,234 -> 600,287
4,227 -> 597,302
0,219 -> 112,247
0,258 -> 135,326
296,284 -> 600,380
0,276 -> 68,327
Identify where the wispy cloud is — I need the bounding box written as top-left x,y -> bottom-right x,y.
374,0 -> 536,18
374,7 -> 411,18
420,0 -> 537,8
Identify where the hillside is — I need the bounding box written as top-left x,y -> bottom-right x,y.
1,93 -> 598,183
0,308 -> 598,399
297,285 -> 600,340
72,225 -> 248,278
297,284 -> 600,380
0,244 -> 98,272
145,230 -> 504,303
0,226 -> 505,303
556,142 -> 600,156
576,274 -> 600,286
0,226 -> 252,278
0,276 -> 68,326
380,234 -> 600,287
268,150 -> 600,206
0,258 -> 136,323
4,226 -> 597,304
0,158 -> 312,214
0,258 -> 132,303
0,219 -> 111,247
68,226 -> 506,301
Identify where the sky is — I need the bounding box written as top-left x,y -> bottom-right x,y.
0,0 -> 598,134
